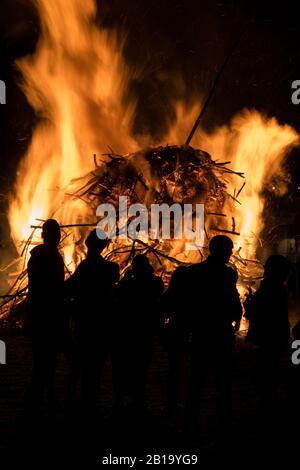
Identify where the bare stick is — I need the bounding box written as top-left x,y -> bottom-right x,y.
31,223 -> 98,229
185,33 -> 244,146
212,227 -> 240,236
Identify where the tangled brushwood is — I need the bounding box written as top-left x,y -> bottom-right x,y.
0,145 -> 263,323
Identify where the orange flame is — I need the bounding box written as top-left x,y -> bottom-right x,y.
195,110 -> 299,258
9,0 -> 138,265
164,104 -> 298,259
8,0 -> 299,278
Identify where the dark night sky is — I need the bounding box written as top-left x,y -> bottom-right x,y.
0,0 -> 300,197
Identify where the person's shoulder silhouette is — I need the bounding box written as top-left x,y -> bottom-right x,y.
251,254 -> 290,348
163,263 -> 193,309
119,254 -> 163,301
28,219 -> 64,302
68,229 -> 119,303
186,235 -> 234,289
131,254 -> 164,291
187,235 -> 242,331
80,229 -> 118,280
118,254 -> 164,330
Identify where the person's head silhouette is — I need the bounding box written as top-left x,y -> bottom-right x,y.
42,219 -> 61,247
132,254 -> 153,277
264,255 -> 290,283
209,235 -> 233,263
85,229 -> 108,254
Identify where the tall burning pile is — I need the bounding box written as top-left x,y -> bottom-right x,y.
1,0 -> 299,319
1,143 -> 243,317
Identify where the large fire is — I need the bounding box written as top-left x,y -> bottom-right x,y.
4,0 -> 299,314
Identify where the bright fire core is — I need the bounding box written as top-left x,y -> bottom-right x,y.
7,0 -> 299,286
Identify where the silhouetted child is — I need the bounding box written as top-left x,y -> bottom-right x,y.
161,265 -> 191,414
114,254 -> 164,414
26,219 -> 65,419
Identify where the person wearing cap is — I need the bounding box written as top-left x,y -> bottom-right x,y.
65,229 -> 119,419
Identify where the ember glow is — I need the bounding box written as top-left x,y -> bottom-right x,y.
6,0 -> 299,299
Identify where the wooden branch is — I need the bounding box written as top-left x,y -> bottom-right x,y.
31,223 -> 98,229
206,212 -> 226,217
212,227 -> 240,236
236,181 -> 246,199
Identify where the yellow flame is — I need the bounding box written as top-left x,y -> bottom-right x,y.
195,110 -> 299,258
163,104 -> 298,259
9,0 -> 138,266
8,0 -> 299,277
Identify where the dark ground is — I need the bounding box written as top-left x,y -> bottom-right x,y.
0,320 -> 299,467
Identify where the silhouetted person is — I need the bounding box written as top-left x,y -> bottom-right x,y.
114,254 -> 164,414
65,229 -> 119,419
185,235 -> 242,432
161,265 -> 191,414
26,219 -> 64,419
247,255 -> 290,420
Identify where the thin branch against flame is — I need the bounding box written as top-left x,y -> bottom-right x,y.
235,181 -> 246,200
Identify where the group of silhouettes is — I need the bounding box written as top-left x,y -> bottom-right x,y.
23,218 -> 292,433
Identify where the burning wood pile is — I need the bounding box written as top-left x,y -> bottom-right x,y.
0,144 -> 264,324
2,0 -> 298,329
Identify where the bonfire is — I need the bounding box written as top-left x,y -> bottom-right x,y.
0,143 -> 250,320
1,0 -> 299,325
